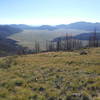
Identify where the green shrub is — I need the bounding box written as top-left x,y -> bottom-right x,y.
0,56 -> 17,69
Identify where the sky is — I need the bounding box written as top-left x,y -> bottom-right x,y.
0,0 -> 100,25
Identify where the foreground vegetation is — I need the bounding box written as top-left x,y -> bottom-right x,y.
0,48 -> 100,100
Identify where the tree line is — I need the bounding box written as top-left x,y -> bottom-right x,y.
18,29 -> 100,54
88,28 -> 100,47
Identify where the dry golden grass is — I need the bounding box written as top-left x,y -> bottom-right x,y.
0,48 -> 100,100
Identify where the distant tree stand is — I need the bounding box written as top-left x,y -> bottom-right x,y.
89,28 -> 99,47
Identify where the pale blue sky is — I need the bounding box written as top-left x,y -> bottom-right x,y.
0,0 -> 100,25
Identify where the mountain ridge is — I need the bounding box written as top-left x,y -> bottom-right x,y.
9,21 -> 100,31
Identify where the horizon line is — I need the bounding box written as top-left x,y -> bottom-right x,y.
0,21 -> 100,26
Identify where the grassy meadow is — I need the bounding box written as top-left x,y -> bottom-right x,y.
0,48 -> 100,100
8,29 -> 89,49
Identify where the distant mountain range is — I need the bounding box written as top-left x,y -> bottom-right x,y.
9,21 -> 100,41
55,22 -> 100,31
53,32 -> 100,42
0,21 -> 100,56
10,21 -> 100,31
1,22 -> 100,42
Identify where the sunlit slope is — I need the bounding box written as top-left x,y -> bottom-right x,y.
8,29 -> 89,49
0,48 -> 100,100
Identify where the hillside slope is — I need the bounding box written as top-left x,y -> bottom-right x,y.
0,25 -> 22,38
0,25 -> 23,56
0,48 -> 100,100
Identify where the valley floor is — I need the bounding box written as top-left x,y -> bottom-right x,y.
0,48 -> 100,100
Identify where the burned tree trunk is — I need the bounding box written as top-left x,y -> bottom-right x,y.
35,40 -> 40,53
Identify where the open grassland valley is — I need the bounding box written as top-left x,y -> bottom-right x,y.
0,48 -> 100,100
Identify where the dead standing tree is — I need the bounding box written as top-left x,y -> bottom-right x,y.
56,38 -> 62,51
89,28 -> 99,47
48,41 -> 55,52
64,33 -> 69,51
35,40 -> 40,53
46,40 -> 49,52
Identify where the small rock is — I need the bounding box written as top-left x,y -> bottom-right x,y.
39,87 -> 45,91
80,51 -> 88,55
